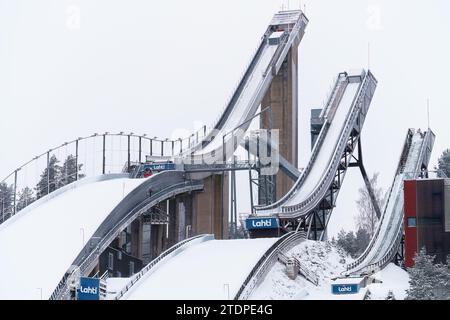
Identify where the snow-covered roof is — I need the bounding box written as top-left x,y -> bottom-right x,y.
269,31 -> 285,39
270,10 -> 302,26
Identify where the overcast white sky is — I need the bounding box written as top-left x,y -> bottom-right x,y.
1,0 -> 449,236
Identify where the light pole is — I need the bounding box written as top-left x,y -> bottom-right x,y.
80,227 -> 85,247
223,283 -> 230,300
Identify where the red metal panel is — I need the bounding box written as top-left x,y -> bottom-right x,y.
404,180 -> 417,268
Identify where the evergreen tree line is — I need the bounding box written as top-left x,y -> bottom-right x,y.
406,248 -> 450,300
0,155 -> 84,220
332,173 -> 385,258
331,228 -> 372,259
436,148 -> 450,177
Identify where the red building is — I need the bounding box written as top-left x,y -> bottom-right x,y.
404,178 -> 450,267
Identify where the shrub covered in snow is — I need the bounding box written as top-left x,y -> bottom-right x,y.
406,248 -> 450,300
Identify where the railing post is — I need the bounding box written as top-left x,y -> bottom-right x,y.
247,138 -> 255,214
127,135 -> 131,172
222,135 -> 226,164
161,140 -> 164,156
171,141 -> 175,156
150,139 -> 153,157
47,151 -> 50,195
13,170 -> 17,215
75,139 -> 79,181
139,136 -> 142,163
102,134 -> 106,175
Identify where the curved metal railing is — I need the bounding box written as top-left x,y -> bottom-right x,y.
50,177 -> 204,300
114,234 -> 214,300
280,72 -> 374,216
254,70 -> 375,218
346,129 -> 434,274
345,130 -> 415,272
183,11 -> 308,160
234,231 -> 307,300
0,131 -> 209,225
255,73 -> 349,212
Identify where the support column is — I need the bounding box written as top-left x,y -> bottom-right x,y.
192,174 -> 229,239
167,199 -> 177,247
130,218 -> 142,259
261,46 -> 298,201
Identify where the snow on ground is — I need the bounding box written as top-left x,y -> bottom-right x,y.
251,240 -> 410,300
105,277 -> 130,300
0,176 -> 145,300
365,263 -> 410,300
251,240 -> 351,300
122,238 -> 277,300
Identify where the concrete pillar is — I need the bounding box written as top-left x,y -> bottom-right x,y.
130,218 -> 142,259
167,199 -> 177,247
261,46 -> 298,201
192,173 -> 229,239
175,194 -> 193,241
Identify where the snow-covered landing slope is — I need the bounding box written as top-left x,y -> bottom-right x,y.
0,176 -> 145,299
250,240 -> 409,300
122,238 -> 277,300
250,240 -> 350,299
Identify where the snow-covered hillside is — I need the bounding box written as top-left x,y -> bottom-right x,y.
251,240 -> 410,300
0,175 -> 145,299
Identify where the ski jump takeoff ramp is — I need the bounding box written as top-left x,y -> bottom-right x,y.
346,128 -> 435,275
253,69 -> 378,239
0,10 -> 309,299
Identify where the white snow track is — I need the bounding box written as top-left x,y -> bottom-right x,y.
181,10 -> 308,162
0,10 -> 309,300
255,69 -> 378,218
0,175 -> 145,299
347,129 -> 435,275
120,238 -> 277,300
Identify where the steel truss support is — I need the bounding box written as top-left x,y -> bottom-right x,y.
270,71 -> 378,240
394,235 -> 405,269
290,135 -> 382,240
287,131 -> 373,240
253,134 -> 277,207
230,167 -> 238,239
347,137 -> 383,219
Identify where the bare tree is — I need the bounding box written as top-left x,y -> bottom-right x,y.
355,172 -> 385,238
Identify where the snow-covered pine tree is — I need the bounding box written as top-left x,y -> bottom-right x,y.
355,228 -> 371,256
434,256 -> 450,300
16,187 -> 35,212
385,290 -> 396,300
58,154 -> 84,188
0,182 -> 14,220
336,230 -> 361,258
406,248 -> 441,300
35,155 -> 61,199
435,149 -> 450,178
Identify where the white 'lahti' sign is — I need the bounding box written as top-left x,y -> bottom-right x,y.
245,217 -> 279,230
